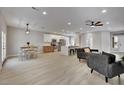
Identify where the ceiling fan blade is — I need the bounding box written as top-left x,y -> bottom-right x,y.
95,24 -> 103,26
32,7 -> 39,11
95,21 -> 103,26
95,21 -> 101,25
32,7 -> 36,10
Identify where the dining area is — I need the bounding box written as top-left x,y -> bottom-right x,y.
19,42 -> 39,61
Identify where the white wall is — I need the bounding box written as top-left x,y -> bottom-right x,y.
7,26 -> 44,57
81,32 -> 101,49
92,32 -> 101,49
70,36 -> 75,46
81,31 -> 110,52
0,12 -> 7,70
74,33 -> 80,46
101,31 -> 110,52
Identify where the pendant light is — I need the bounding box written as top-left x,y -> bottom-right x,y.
26,23 -> 30,35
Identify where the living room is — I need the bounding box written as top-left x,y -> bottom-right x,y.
1,7 -> 124,85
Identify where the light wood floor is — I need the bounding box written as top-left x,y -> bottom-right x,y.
0,52 -> 124,85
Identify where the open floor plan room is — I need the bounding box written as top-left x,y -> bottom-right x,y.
1,7 -> 124,85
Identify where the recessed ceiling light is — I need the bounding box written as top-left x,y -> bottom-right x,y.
67,22 -> 71,25
42,11 -> 47,15
102,9 -> 107,13
26,31 -> 30,34
106,22 -> 110,24
80,28 -> 83,30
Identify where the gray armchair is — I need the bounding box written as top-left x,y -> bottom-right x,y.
87,53 -> 124,83
76,47 -> 98,62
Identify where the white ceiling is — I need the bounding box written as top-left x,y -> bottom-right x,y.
0,7 -> 124,35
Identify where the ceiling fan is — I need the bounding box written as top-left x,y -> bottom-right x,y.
85,20 -> 103,27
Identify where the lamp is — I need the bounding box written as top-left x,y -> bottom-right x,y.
26,23 -> 30,35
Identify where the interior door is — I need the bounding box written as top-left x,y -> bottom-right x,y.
118,35 -> 124,52
1,31 -> 6,63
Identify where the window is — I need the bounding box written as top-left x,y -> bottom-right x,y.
112,35 -> 118,49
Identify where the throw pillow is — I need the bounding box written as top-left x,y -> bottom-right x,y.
84,47 -> 91,53
102,51 -> 116,64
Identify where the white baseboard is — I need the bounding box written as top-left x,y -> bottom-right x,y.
7,52 -> 43,59
7,55 -> 18,59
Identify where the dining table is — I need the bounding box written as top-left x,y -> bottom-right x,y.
19,45 -> 38,61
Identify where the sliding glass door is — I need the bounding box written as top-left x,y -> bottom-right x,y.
1,31 -> 6,63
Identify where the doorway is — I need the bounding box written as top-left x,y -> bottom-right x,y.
1,31 -> 6,64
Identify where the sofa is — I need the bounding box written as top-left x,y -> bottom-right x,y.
87,52 -> 124,83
